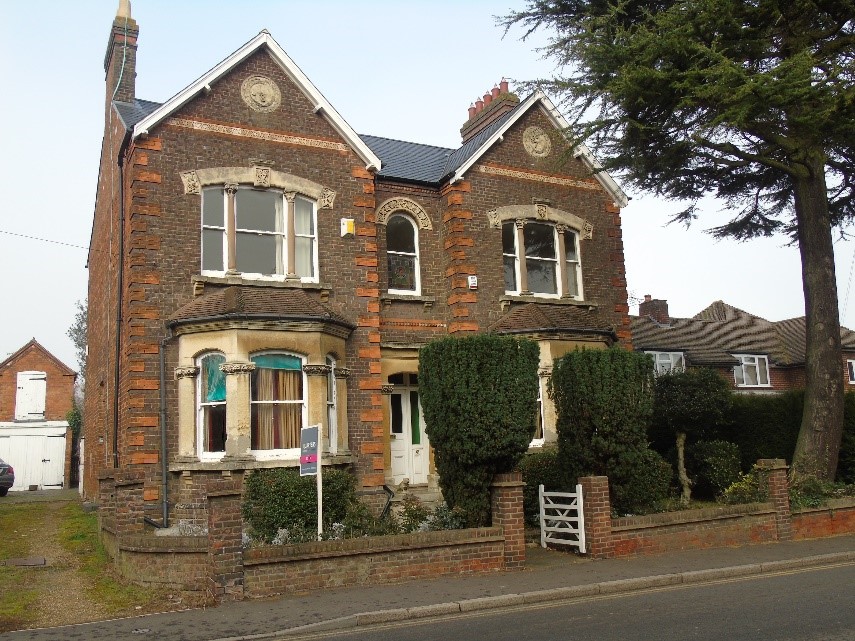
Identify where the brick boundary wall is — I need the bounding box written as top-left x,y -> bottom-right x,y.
578,458 -> 854,559
491,471 -> 526,569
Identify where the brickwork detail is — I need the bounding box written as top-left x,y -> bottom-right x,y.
490,472 -> 526,569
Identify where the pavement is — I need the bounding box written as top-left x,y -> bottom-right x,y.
6,531 -> 855,641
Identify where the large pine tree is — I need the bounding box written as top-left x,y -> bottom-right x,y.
505,0 -> 855,479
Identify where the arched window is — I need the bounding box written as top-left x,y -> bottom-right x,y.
197,352 -> 227,456
387,214 -> 420,294
250,352 -> 306,453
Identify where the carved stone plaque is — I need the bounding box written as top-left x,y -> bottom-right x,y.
523,126 -> 552,158
241,76 -> 282,113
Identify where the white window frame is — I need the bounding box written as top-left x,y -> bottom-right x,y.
530,377 -> 545,448
249,351 -> 307,461
733,354 -> 771,387
645,351 -> 685,376
847,360 -> 855,384
201,187 -> 318,283
502,221 -> 583,300
386,213 -> 421,295
326,354 -> 338,455
196,352 -> 227,461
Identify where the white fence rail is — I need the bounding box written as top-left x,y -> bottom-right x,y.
538,484 -> 586,553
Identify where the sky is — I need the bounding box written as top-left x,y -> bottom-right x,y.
1,0 -> 853,371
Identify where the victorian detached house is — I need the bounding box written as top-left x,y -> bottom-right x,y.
84,3 -> 631,542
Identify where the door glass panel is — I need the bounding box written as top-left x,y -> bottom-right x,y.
390,394 -> 403,434
410,391 -> 420,445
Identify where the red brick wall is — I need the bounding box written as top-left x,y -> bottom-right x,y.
0,342 -> 75,421
792,500 -> 855,540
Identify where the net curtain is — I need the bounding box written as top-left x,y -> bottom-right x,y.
251,353 -> 304,450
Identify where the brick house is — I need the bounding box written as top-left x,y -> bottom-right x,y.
84,3 -> 629,542
632,296 -> 855,391
0,339 -> 76,491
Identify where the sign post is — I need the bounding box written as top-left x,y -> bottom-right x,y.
300,424 -> 322,538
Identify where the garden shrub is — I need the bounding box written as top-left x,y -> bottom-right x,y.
242,467 -> 357,542
420,335 -> 539,527
689,440 -> 742,499
550,347 -> 671,514
516,447 -> 572,525
721,391 -> 804,470
719,466 -> 768,505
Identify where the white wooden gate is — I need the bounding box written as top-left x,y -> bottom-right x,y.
539,484 -> 586,553
0,429 -> 66,490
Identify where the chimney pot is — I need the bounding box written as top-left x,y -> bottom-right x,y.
468,104 -> 476,120
483,92 -> 492,105
491,84 -> 500,98
475,98 -> 484,113
500,79 -> 509,93
644,294 -> 651,302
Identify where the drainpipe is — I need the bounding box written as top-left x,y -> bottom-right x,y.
111,148 -> 127,469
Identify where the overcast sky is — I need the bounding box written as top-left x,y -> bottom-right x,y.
1,0 -> 852,371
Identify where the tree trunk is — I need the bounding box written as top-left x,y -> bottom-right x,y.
792,158 -> 845,480
676,431 -> 691,505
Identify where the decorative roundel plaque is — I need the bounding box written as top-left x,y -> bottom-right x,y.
523,126 -> 552,158
241,75 -> 282,113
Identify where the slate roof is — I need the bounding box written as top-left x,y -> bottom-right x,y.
168,286 -> 355,330
631,301 -> 855,367
114,99 -> 161,129
489,303 -> 616,339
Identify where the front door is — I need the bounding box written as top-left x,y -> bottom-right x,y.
388,373 -> 429,486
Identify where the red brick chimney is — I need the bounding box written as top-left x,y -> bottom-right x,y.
460,79 -> 519,144
639,294 -> 670,324
104,0 -> 138,108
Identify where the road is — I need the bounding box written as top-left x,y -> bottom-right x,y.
289,563 -> 855,641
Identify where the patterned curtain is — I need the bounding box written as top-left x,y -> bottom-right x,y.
251,355 -> 303,450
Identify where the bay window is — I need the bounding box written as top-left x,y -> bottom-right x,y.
250,353 -> 306,453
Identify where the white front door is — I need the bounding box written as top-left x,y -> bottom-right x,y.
389,375 -> 429,486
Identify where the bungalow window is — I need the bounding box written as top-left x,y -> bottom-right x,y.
646,351 -> 685,376
503,221 -> 582,299
733,354 -> 770,387
848,360 -> 855,384
197,353 -> 227,456
202,186 -> 317,281
386,214 -> 420,294
250,353 -> 306,453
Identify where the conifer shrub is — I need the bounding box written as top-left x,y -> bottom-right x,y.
419,335 -> 540,527
517,447 -> 572,525
550,347 -> 671,514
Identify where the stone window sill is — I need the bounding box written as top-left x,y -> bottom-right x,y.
169,452 -> 353,473
500,295 -> 597,312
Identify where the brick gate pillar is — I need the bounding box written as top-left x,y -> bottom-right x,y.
758,459 -> 792,541
491,472 -> 526,569
579,475 -> 614,559
207,476 -> 245,601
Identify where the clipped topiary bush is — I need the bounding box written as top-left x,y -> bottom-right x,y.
689,440 -> 742,499
419,334 -> 539,527
242,467 -> 357,542
550,347 -> 671,514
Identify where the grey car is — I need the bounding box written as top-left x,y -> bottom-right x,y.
0,458 -> 14,496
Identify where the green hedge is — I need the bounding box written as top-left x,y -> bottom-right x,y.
242,467 -> 356,542
419,334 -> 539,527
551,347 -> 671,514
517,448 -> 573,525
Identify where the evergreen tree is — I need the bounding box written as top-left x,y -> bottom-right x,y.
504,1 -> 855,479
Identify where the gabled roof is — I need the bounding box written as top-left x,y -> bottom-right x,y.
631,301 -> 855,367
447,91 -> 629,207
0,339 -> 76,376
128,31 -> 381,171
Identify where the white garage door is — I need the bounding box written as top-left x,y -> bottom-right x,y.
0,431 -> 66,490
